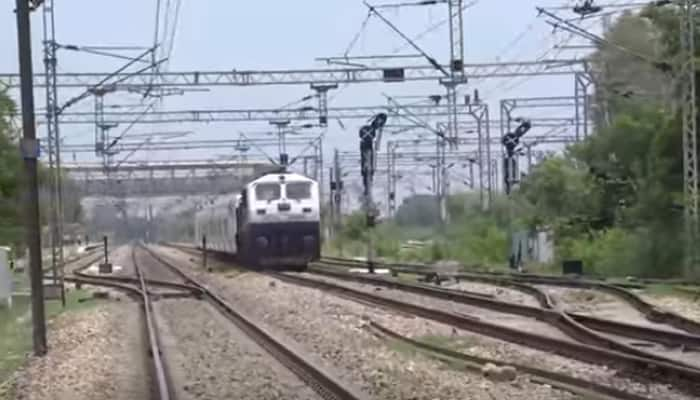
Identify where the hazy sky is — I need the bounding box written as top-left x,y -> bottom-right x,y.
0,0 -> 613,209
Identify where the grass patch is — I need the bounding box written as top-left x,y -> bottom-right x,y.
0,287 -> 97,390
643,284 -> 700,301
46,288 -> 99,316
0,294 -> 32,388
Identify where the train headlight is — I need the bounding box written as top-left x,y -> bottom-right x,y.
256,236 -> 269,249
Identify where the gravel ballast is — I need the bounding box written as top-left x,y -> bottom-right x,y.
222,273 -> 577,400
448,280 -> 541,307
301,272 -> 575,342
155,246 -> 698,400
7,302 -> 150,400
640,293 -> 700,323
154,298 -> 323,400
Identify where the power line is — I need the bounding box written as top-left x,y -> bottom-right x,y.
537,5 -> 673,72
364,1 -> 448,76
344,11 -> 373,57
328,0 -> 480,104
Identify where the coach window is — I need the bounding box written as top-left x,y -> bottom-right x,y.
255,183 -> 281,201
286,182 -> 311,200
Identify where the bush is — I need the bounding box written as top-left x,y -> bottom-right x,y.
555,225 -> 683,278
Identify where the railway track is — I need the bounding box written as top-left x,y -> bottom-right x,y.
141,244 -> 369,400
367,321 -> 654,400
310,264 -> 700,352
320,256 -> 700,335
157,244 -> 700,398
66,246 -> 198,300
63,247 -> 177,400
131,247 -> 175,400
159,244 -> 700,362
266,270 -> 700,392
320,256 -> 700,287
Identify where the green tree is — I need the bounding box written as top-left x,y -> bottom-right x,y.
0,89 -> 24,252
513,5 -> 697,277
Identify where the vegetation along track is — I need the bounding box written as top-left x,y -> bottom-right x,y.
141,244 -> 369,400
321,256 -> 700,335
267,269 -> 700,393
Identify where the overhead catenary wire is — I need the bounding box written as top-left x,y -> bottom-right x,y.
345,11 -> 374,57
364,0 -> 448,76
537,5 -> 673,72
329,0 -> 480,104
164,0 -> 183,65
58,47 -> 162,113
105,101 -> 158,153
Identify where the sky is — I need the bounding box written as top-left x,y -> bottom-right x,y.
0,0 -> 618,213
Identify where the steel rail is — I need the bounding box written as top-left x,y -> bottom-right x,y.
157,244 -> 700,394
440,272 -> 700,349
64,275 -> 143,298
131,248 -> 173,400
506,275 -> 700,335
41,246 -> 103,274
72,272 -> 202,296
308,265 -> 700,366
267,271 -> 700,389
163,246 -> 700,349
368,320 -> 654,400
161,248 -> 700,348
141,244 -> 369,400
320,257 -> 700,334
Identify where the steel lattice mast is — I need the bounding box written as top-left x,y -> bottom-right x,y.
681,0 -> 699,275
41,0 -> 66,305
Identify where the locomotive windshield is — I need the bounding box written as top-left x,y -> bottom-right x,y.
285,182 -> 312,200
254,183 -> 281,201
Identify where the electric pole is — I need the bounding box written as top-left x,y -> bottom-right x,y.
329,166 -> 335,238
502,119 -> 531,271
16,0 -> 48,356
269,119 -> 291,167
359,114 -> 388,273
334,150 -> 342,231
443,0 -> 466,145
681,0 -> 699,276
42,0 -> 66,307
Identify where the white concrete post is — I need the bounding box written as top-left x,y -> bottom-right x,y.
0,247 -> 12,309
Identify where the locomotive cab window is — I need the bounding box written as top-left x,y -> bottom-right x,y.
254,183 -> 281,201
285,182 -> 312,200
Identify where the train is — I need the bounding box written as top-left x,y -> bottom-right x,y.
194,171 -> 321,270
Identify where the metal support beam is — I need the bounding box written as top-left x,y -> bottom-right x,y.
310,83 -> 338,127
44,103 -> 498,125
41,0 -> 65,305
575,72 -> 593,140
444,0 -> 467,146
0,59 -> 586,89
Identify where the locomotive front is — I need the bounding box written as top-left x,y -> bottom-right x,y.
237,172 -> 321,269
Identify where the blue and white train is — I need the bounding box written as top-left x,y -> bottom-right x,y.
194,171 -> 321,270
